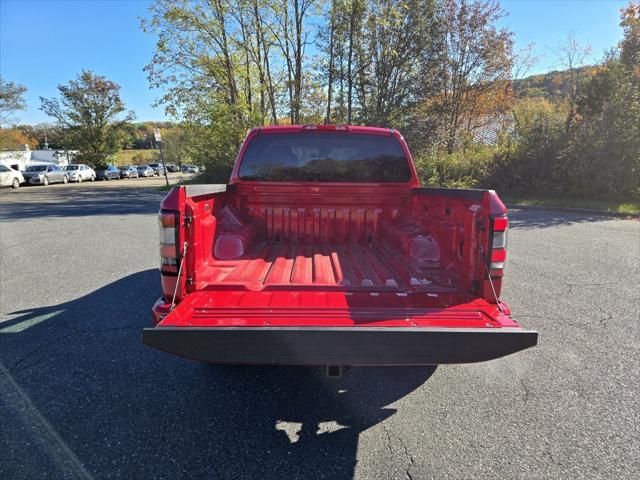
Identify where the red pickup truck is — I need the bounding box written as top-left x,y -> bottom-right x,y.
143,125 -> 537,370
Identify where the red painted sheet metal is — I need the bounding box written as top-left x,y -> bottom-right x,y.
201,242 -> 459,291
156,290 -> 519,329
249,206 -> 384,244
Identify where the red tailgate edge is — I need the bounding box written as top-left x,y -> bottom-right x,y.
153,290 -> 521,329
142,291 -> 537,366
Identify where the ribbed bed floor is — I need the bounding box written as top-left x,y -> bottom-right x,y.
206,242 -> 458,291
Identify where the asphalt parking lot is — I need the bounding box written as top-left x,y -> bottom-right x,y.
16,170 -> 190,190
1,183 -> 638,480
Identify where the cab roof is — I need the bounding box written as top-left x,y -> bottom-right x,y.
253,125 -> 397,136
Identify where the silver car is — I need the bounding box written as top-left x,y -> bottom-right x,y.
147,163 -> 165,176
119,165 -> 139,178
0,164 -> 24,188
137,165 -> 155,177
23,164 -> 68,186
62,164 -> 96,182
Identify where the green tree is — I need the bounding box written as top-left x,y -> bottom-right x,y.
319,0 -> 441,127
142,0 -> 288,175
432,0 -> 514,153
567,2 -> 640,197
30,124 -> 68,149
485,3 -> 639,199
162,128 -> 190,165
553,32 -> 592,131
0,77 -> 27,126
360,0 -> 440,126
39,71 -> 134,168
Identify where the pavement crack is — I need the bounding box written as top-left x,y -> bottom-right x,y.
594,303 -> 613,325
382,425 -> 417,479
394,431 -> 416,480
10,333 -> 73,372
518,376 -> 531,402
16,356 -> 47,372
65,324 -> 141,333
382,424 -> 394,454
513,313 -> 545,320
565,282 -> 619,294
524,269 -> 556,282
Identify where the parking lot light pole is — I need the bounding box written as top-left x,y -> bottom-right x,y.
62,126 -> 70,167
154,128 -> 170,187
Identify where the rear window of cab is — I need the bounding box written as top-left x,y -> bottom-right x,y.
238,132 -> 411,183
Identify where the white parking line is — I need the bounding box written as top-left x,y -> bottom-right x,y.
0,310 -> 64,334
0,362 -> 95,479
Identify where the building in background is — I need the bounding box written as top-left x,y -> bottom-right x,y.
0,144 -> 77,171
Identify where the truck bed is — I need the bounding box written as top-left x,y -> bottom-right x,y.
203,241 -> 460,292
144,179 -> 538,366
148,226 -> 536,366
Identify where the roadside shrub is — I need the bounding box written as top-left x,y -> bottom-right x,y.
197,162 -> 234,184
131,153 -> 146,164
495,80 -> 639,200
490,98 -> 568,195
414,136 -> 501,189
178,100 -> 262,184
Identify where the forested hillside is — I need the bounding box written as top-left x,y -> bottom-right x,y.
140,0 -> 638,202
2,0 -> 637,206
514,66 -> 598,99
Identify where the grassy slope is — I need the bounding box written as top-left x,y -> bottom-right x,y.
114,149 -> 158,166
502,195 -> 640,214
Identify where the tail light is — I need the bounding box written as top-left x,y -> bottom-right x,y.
159,210 -> 179,274
489,215 -> 508,274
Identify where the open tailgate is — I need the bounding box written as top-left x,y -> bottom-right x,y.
142,291 -> 537,366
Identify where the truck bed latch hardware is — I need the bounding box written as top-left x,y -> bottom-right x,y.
170,241 -> 189,311
479,244 -> 504,313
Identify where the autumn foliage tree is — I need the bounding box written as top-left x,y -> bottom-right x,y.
485,3 -> 639,198
565,2 -> 639,197
40,71 -> 134,167
429,0 -> 513,153
0,128 -> 38,150
0,76 -> 27,127
141,0 -> 637,198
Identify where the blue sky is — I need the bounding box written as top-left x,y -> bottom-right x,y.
0,0 -> 629,125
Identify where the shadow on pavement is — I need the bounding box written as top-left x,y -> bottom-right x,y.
0,269 -> 435,479
0,185 -> 164,221
508,208 -> 625,229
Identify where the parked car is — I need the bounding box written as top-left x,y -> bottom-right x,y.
62,164 -> 95,182
0,164 -> 24,188
182,165 -> 199,173
147,163 -> 165,176
22,164 -> 68,186
137,165 -> 155,177
142,124 -> 537,370
95,165 -> 121,181
119,165 -> 139,179
165,164 -> 180,173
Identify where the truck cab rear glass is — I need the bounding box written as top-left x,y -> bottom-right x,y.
238,132 -> 412,183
